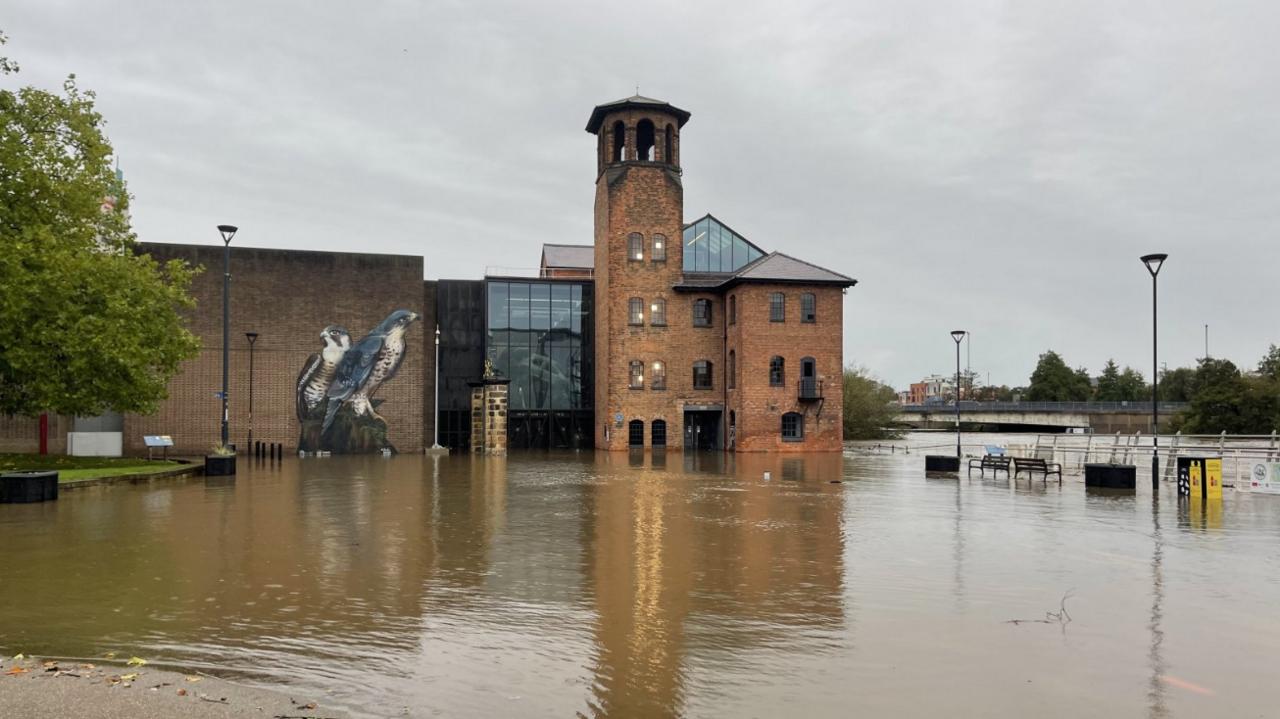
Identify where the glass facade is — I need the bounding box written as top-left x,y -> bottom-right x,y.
437,280 -> 487,451
682,215 -> 765,273
486,280 -> 593,449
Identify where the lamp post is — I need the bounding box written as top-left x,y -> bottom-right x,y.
217,225 -> 238,447
1141,253 -> 1167,492
951,330 -> 966,458
245,332 -> 258,451
431,325 -> 444,450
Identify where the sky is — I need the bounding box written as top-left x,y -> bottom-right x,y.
5,0 -> 1278,389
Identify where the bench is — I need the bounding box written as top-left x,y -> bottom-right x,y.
968,454 -> 1011,477
1013,456 -> 1062,483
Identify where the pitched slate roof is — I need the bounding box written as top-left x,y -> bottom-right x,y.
674,251 -> 856,291
586,95 -> 692,133
541,244 -> 594,269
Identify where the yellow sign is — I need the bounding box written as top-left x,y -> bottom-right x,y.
1205,458 -> 1222,500
1190,461 -> 1203,497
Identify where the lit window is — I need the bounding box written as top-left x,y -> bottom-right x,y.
629,297 -> 643,326
628,233 -> 643,261
651,234 -> 666,262
770,292 -> 786,322
782,412 -> 804,441
651,298 -> 666,326
629,360 -> 644,389
770,356 -> 785,387
652,361 -> 666,389
693,360 -> 713,390
801,293 -> 816,323
693,298 -> 712,327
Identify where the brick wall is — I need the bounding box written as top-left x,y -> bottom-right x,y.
0,413 -> 73,454
727,284 -> 845,452
124,244 -> 433,456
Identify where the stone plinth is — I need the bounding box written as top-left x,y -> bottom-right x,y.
469,379 -> 510,456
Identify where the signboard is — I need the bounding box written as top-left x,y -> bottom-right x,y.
1179,457 -> 1222,500
143,435 -> 174,447
1250,461 -> 1280,495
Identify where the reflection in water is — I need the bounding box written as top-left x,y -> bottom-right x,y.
4,442 -> 1280,718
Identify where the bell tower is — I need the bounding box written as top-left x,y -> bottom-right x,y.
586,95 -> 692,450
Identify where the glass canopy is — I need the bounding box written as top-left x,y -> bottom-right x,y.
682,215 -> 765,273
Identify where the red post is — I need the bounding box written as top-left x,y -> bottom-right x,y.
39,413 -> 48,455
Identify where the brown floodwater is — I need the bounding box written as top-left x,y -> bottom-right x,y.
2,437 -> 1279,718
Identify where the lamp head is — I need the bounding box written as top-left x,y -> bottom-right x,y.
217,224 -> 238,244
245,332 -> 259,345
1140,253 -> 1167,277
951,330 -> 967,344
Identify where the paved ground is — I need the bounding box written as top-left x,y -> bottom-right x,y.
0,655 -> 353,719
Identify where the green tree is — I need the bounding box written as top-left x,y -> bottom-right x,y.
1168,358 -> 1280,434
1026,351 -> 1092,401
1115,367 -> 1148,402
1159,366 -> 1194,402
1258,344 -> 1280,382
0,32 -> 201,417
1095,360 -> 1122,401
842,364 -> 904,440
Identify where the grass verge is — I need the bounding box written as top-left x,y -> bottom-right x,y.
0,453 -> 184,482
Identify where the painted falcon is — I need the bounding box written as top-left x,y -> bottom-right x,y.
295,326 -> 351,421
322,310 -> 420,432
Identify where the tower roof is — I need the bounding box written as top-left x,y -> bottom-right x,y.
585,95 -> 692,133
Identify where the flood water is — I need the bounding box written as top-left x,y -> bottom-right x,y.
3,435 -> 1280,718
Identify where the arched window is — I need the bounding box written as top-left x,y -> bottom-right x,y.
693,360 -> 713,389
728,350 -> 736,389
781,412 -> 804,441
652,419 -> 667,447
651,233 -> 666,262
629,360 -> 644,389
628,233 -> 643,262
693,298 -> 712,327
769,356 -> 785,387
628,297 -> 643,325
665,123 -> 675,165
650,298 -> 666,326
629,419 -> 645,448
728,294 -> 737,325
637,119 -> 655,161
770,292 -> 786,322
611,120 -> 625,163
801,293 -> 816,323
651,360 -> 666,389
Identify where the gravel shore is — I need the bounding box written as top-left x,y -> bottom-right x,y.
0,654 -> 352,719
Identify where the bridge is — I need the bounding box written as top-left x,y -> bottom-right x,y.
896,401 -> 1189,433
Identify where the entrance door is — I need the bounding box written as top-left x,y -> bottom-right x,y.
683,411 -> 721,451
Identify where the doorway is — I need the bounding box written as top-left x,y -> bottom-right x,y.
683,410 -> 721,451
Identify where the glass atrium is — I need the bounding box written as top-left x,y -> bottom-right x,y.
682,215 -> 766,273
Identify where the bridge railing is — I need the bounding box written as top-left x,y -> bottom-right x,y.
898,401 -> 1189,413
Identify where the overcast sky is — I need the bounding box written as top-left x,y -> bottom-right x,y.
6,0 -> 1278,389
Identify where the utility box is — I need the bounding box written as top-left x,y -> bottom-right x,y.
1,471 -> 59,503
1178,457 -> 1223,500
1085,463 -> 1136,490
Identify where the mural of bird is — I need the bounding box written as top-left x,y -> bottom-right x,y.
322,310 -> 420,432
295,326 -> 352,421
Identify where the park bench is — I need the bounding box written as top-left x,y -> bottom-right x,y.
1013,456 -> 1062,483
968,451 -> 1011,478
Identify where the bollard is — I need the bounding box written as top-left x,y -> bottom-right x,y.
270,443 -> 276,461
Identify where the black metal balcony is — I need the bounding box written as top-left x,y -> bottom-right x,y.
798,378 -> 823,401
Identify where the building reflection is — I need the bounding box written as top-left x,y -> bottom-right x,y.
580,452 -> 846,718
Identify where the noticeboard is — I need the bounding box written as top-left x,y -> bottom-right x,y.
1251,461 -> 1280,495
143,435 -> 174,448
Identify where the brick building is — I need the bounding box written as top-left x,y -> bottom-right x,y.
1,95 -> 855,455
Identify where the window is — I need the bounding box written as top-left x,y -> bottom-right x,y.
652,419 -> 667,447
770,356 -> 785,387
770,292 -> 786,322
664,124 -> 675,164
801,293 -> 816,323
628,297 -> 643,326
728,350 -> 736,389
629,360 -> 644,389
693,298 -> 712,327
782,412 -> 804,441
651,360 -> 666,389
650,298 -> 666,326
637,119 -> 655,161
611,120 -> 625,162
628,233 -> 644,262
693,360 -> 713,390
729,295 -> 736,325
651,234 -> 666,262
629,419 -> 645,448
800,357 -> 818,398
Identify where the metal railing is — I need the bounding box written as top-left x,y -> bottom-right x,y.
898,401 -> 1189,413
799,378 -> 823,401
484,267 -> 595,279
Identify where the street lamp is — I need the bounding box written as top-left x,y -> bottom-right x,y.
245,332 -> 259,451
1141,253 -> 1167,492
951,330 -> 966,458
431,325 -> 444,450
217,224 -> 238,447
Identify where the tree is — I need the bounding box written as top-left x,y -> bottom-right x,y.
1159,366 -> 1194,402
1095,360 -> 1121,401
0,32 -> 201,417
1168,358 -> 1280,435
1115,367 -> 1148,402
1259,344 -> 1280,382
1026,351 -> 1092,401
843,364 -> 904,440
